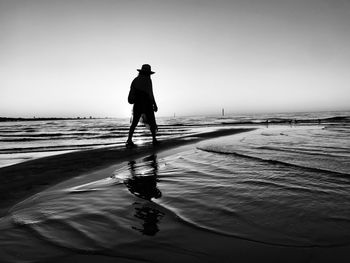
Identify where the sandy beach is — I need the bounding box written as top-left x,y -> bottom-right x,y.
2,0 -> 350,261
0,128 -> 253,215
1,126 -> 349,263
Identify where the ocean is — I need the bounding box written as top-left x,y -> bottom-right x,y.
0,111 -> 349,262
0,111 -> 349,168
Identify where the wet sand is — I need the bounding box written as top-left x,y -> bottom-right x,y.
0,128 -> 253,216
1,127 -> 349,263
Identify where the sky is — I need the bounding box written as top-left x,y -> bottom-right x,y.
1,0 -> 349,118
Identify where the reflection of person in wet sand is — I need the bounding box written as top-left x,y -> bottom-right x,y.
125,154 -> 164,236
126,64 -> 158,147
125,154 -> 161,200
132,204 -> 164,236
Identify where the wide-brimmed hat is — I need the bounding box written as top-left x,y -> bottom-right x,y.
137,64 -> 155,75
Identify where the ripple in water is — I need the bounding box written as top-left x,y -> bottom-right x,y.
155,146 -> 350,247
7,126 -> 350,253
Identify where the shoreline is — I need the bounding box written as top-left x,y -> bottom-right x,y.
0,127 -> 255,217
1,126 -> 350,263
0,117 -> 107,122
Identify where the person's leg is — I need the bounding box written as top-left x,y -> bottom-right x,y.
151,127 -> 157,143
127,111 -> 141,143
145,111 -> 158,143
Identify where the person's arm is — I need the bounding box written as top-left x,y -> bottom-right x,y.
150,80 -> 158,112
152,92 -> 158,112
128,80 -> 136,104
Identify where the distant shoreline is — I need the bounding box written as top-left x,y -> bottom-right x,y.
0,117 -> 109,122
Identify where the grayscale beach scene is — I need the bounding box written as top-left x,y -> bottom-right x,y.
1,0 -> 349,262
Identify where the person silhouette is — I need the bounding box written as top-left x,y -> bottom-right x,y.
126,64 -> 158,147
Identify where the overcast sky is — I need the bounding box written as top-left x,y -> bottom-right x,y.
1,0 -> 349,118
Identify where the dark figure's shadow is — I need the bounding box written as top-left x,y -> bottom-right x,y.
125,154 -> 164,235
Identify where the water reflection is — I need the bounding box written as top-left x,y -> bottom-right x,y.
126,154 -> 164,236
132,203 -> 165,236
125,154 -> 161,200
